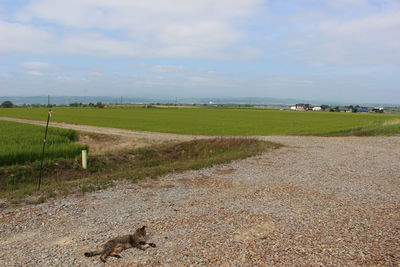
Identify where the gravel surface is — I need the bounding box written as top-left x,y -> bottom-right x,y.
0,118 -> 399,266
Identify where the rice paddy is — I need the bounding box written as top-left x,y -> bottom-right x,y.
0,120 -> 87,166
0,106 -> 399,136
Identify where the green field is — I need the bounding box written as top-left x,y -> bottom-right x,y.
0,120 -> 87,166
1,107 -> 399,135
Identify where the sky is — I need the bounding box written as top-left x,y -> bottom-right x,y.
0,0 -> 399,104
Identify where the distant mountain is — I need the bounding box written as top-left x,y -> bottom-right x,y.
0,96 -> 397,107
179,97 -> 322,105
0,96 -> 151,105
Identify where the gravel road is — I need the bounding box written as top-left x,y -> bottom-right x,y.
0,118 -> 399,266
0,117 -> 197,142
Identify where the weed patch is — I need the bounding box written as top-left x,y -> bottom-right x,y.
0,138 -> 281,204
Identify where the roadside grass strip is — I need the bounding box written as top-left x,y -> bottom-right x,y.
0,138 -> 281,203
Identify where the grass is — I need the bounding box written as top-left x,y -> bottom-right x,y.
0,138 -> 281,203
1,107 -> 400,135
327,119 -> 400,136
0,120 -> 88,166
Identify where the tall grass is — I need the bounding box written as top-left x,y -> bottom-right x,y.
0,121 -> 87,166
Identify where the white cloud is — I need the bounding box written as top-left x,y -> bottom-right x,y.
61,33 -> 141,57
149,65 -> 185,73
16,0 -> 261,29
313,11 -> 400,65
273,2 -> 400,66
0,20 -> 142,56
318,12 -> 400,41
20,61 -> 52,69
326,0 -> 369,9
8,0 -> 262,59
156,21 -> 241,48
0,21 -> 53,53
189,76 -> 208,83
27,71 -> 43,76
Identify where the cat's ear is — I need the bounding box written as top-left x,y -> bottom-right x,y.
141,226 -> 146,231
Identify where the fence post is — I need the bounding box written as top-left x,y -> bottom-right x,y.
37,109 -> 52,190
82,150 -> 88,169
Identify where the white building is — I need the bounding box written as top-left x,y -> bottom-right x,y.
312,107 -> 322,111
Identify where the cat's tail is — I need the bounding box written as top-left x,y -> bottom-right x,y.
84,249 -> 102,257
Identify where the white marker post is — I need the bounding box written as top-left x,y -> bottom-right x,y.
82,150 -> 88,169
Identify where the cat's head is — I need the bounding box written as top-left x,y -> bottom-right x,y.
136,225 -> 146,236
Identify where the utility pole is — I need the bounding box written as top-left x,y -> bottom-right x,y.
47,95 -> 50,107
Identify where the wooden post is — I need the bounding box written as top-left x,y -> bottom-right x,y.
38,109 -> 52,190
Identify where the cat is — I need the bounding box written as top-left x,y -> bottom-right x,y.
84,226 -> 156,263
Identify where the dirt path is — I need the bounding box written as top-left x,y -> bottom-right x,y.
0,116 -> 205,155
0,116 -> 200,141
0,117 -> 399,266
